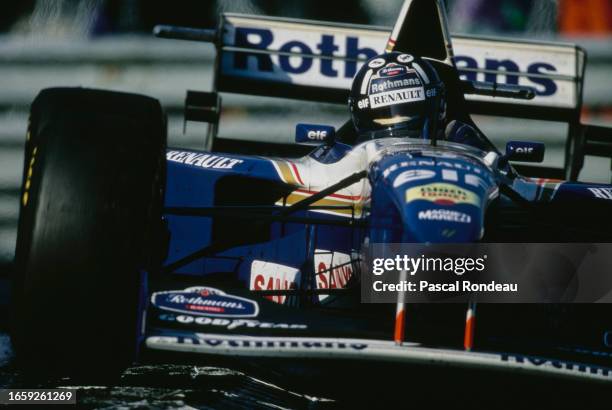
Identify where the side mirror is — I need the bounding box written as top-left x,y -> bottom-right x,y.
295,123 -> 335,145
505,141 -> 545,163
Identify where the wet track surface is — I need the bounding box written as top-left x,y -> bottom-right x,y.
0,267 -> 337,409
0,361 -> 336,409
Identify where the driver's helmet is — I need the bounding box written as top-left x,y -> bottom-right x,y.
349,52 -> 446,139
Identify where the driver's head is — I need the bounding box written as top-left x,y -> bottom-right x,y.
349,52 -> 445,139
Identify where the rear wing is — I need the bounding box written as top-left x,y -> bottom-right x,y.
216,14 -> 585,122
155,13 -> 611,181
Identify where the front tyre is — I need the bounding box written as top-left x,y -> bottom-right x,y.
11,88 -> 166,377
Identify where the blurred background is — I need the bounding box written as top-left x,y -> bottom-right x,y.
0,0 -> 611,265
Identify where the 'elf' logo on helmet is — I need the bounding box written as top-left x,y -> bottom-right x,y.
357,98 -> 370,109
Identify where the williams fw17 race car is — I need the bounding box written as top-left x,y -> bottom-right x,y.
10,0 -> 612,403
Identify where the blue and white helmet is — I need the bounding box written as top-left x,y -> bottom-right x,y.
349,52 -> 446,137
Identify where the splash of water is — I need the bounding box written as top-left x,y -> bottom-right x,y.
361,0 -> 403,26
12,0 -> 102,39
526,0 -> 558,36
217,0 -> 262,15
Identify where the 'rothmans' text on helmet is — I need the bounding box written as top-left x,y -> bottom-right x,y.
349,52 -> 446,137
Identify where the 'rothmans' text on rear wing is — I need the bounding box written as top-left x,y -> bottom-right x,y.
217,14 -> 585,122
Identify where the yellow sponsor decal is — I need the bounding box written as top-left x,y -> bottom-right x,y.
405,183 -> 479,206
277,192 -> 363,218
22,145 -> 37,207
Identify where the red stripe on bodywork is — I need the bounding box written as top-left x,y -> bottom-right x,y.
464,308 -> 476,351
290,162 -> 305,185
394,309 -> 405,345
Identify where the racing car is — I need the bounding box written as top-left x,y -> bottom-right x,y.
10,0 -> 612,402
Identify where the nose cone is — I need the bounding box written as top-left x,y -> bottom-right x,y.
370,153 -> 495,243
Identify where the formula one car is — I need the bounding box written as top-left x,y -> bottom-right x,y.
10,0 -> 612,402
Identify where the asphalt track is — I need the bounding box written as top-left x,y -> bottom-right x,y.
0,361 -> 337,409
